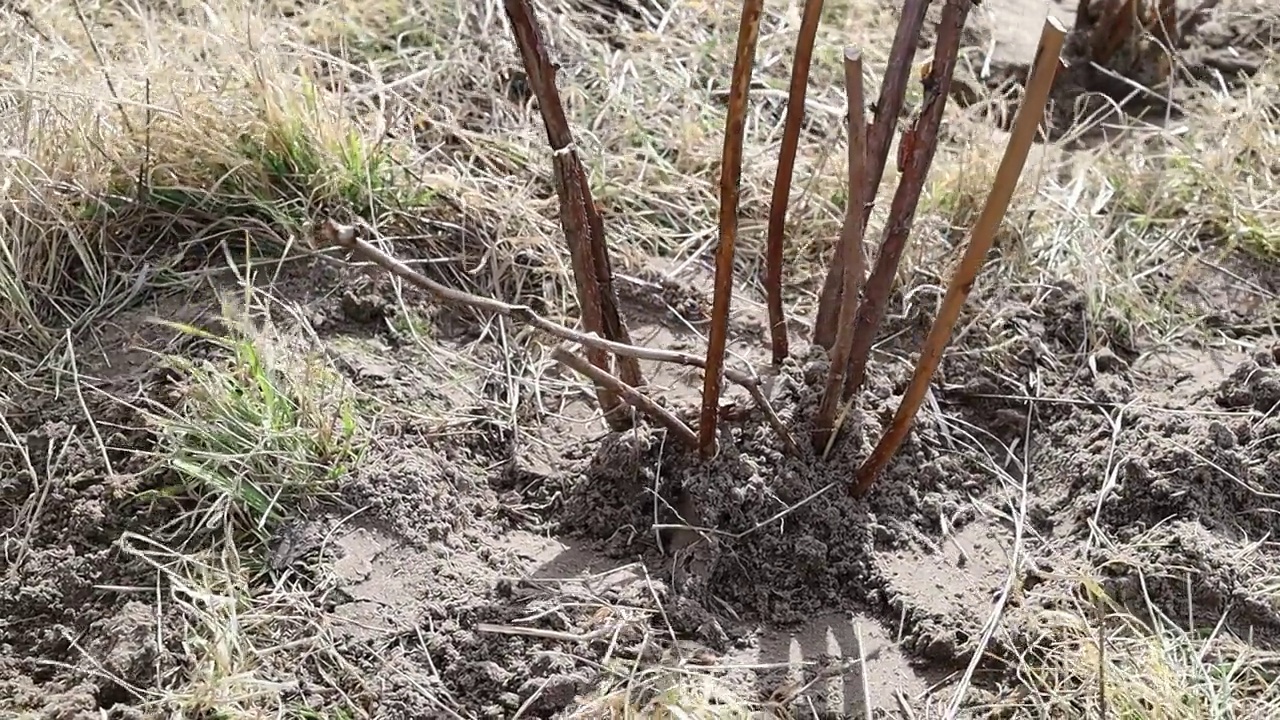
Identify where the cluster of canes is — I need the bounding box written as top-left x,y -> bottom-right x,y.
320,0 -> 1072,496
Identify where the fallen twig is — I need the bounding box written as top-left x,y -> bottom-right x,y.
854,16 -> 1067,496
504,0 -> 641,430
551,345 -> 698,448
854,621 -> 873,719
476,622 -> 614,643
813,0 -> 929,350
701,0 -> 765,457
744,378 -> 801,455
842,0 -> 973,400
763,0 -> 827,366
813,47 -> 868,452
316,221 -> 797,452
894,688 -> 918,720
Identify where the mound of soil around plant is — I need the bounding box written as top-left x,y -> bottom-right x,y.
539,281 -> 1280,714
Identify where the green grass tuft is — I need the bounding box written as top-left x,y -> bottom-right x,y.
146,287 -> 363,545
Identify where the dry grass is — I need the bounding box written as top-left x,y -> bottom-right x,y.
924,52 -> 1280,349
3,0 -> 1280,717
995,544 -> 1280,719
0,0 -> 904,355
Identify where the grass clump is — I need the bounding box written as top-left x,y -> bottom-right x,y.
571,660 -> 755,720
1100,66 -> 1280,264
0,1 -> 432,357
918,53 -> 1280,350
120,531 -> 366,719
110,285 -> 366,718
1004,566 -> 1280,719
147,287 -> 363,546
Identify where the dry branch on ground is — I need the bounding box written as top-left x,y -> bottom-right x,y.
314,220 -> 797,453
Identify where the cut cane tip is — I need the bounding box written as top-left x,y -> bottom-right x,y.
329,219 -> 357,245
313,218 -> 358,249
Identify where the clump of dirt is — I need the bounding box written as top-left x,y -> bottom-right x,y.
1168,0 -> 1279,83
0,403 -> 170,717
1030,345 -> 1280,633
1018,343 -> 1280,541
554,331 -> 1013,661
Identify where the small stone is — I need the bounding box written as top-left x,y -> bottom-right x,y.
1207,421 -> 1236,450
1093,347 -> 1128,373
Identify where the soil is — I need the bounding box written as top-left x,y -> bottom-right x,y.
4,8 -> 1280,720
5,246 -> 1280,718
